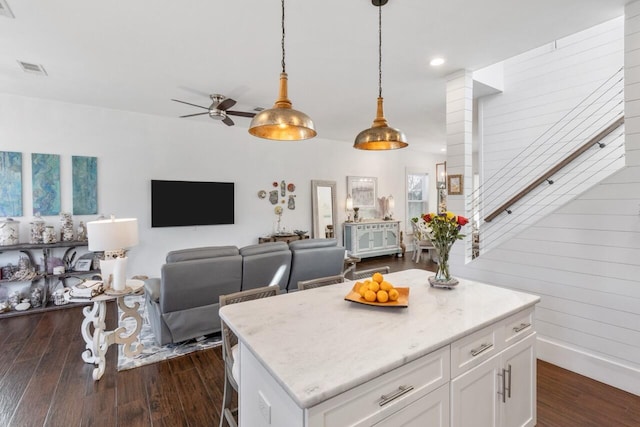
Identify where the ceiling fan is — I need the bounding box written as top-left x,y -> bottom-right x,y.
171,94 -> 257,126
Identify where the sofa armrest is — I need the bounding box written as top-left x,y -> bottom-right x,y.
144,277 -> 161,302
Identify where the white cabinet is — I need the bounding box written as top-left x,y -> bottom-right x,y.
344,221 -> 401,259
450,312 -> 536,427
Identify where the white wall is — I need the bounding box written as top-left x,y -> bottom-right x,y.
0,93 -> 442,277
454,11 -> 640,395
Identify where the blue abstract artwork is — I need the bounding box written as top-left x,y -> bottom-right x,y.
0,151 -> 23,217
72,156 -> 98,215
32,153 -> 61,216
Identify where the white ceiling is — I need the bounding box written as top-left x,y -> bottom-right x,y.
0,0 -> 629,152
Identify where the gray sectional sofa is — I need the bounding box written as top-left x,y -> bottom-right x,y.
144,239 -> 345,345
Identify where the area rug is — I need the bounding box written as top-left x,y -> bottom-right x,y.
117,295 -> 222,371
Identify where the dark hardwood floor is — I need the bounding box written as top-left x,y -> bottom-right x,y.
1,253 -> 639,426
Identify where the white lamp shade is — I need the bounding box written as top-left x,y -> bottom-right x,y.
87,217 -> 139,252
346,194 -> 353,211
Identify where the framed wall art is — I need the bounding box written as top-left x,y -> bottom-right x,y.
347,176 -> 377,209
447,174 -> 463,195
0,151 -> 23,217
72,155 -> 98,215
32,153 -> 61,216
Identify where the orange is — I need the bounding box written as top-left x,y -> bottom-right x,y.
368,281 -> 380,293
372,272 -> 384,283
388,288 -> 399,301
380,281 -> 393,291
364,290 -> 377,302
358,283 -> 368,297
376,290 -> 389,303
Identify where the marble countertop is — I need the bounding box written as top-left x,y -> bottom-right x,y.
219,269 -> 540,409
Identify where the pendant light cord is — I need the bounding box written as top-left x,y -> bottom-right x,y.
281,0 -> 286,73
378,3 -> 382,98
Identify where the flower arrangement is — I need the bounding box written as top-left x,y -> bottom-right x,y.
412,211 -> 469,286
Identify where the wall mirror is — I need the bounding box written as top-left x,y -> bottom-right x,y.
311,180 -> 337,239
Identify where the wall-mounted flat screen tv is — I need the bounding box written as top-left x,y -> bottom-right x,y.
151,180 -> 234,227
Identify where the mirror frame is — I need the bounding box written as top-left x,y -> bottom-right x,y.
311,180 -> 337,239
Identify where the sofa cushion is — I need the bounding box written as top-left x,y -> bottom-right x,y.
240,241 -> 289,256
240,242 -> 291,291
288,238 -> 338,250
166,246 -> 239,263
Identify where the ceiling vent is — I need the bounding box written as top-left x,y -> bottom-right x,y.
18,61 -> 47,76
0,0 -> 15,18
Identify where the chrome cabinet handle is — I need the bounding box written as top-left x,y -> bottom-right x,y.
513,322 -> 531,333
378,385 -> 414,406
506,364 -> 512,398
498,369 -> 506,403
470,343 -> 493,357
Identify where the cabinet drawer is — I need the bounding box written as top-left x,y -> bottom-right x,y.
503,307 -> 535,346
451,322 -> 504,378
307,346 -> 450,427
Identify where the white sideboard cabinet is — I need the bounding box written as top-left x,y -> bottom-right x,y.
344,220 -> 401,259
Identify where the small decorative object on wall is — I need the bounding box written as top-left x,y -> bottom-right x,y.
0,151 -> 23,217
447,174 -> 463,195
258,190 -> 267,199
269,190 -> 278,205
347,176 -> 377,209
72,155 -> 98,215
280,180 -> 286,196
288,195 -> 295,210
287,183 -> 296,192
32,153 -> 61,216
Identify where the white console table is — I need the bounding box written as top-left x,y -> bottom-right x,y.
66,279 -> 144,380
220,269 -> 540,426
344,220 -> 402,259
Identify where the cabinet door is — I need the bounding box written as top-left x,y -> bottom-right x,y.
385,228 -> 398,248
374,383 -> 449,427
451,355 -> 501,427
357,227 -> 371,252
501,333 -> 536,427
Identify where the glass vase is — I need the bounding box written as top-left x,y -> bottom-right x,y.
428,243 -> 459,288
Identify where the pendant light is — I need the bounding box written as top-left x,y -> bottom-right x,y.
249,0 -> 316,141
354,0 -> 408,150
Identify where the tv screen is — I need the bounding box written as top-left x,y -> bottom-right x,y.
151,180 -> 234,227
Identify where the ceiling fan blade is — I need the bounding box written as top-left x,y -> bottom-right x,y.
180,112 -> 209,118
222,116 -> 235,126
227,110 -> 256,118
171,99 -> 209,110
217,98 -> 237,110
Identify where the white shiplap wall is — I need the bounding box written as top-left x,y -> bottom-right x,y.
453,10 -> 640,395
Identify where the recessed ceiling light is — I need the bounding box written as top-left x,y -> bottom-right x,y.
440,147 -> 447,152
0,0 -> 15,18
18,61 -> 48,76
430,57 -> 445,67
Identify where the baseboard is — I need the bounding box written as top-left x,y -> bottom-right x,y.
537,336 -> 640,396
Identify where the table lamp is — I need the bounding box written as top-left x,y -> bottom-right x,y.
87,216 -> 139,291
345,194 -> 354,222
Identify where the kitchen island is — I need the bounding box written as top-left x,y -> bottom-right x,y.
219,269 -> 540,426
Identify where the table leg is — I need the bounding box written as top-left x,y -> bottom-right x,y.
115,296 -> 143,358
80,296 -> 144,380
81,301 -> 106,364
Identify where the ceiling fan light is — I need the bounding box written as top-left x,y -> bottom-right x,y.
249,72 -> 316,141
354,97 -> 408,150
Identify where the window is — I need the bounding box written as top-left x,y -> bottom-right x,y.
407,172 -> 429,226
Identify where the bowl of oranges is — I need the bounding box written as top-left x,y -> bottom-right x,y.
344,272 -> 409,307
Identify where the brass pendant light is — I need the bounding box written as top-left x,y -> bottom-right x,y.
249,0 -> 316,141
354,0 -> 408,150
